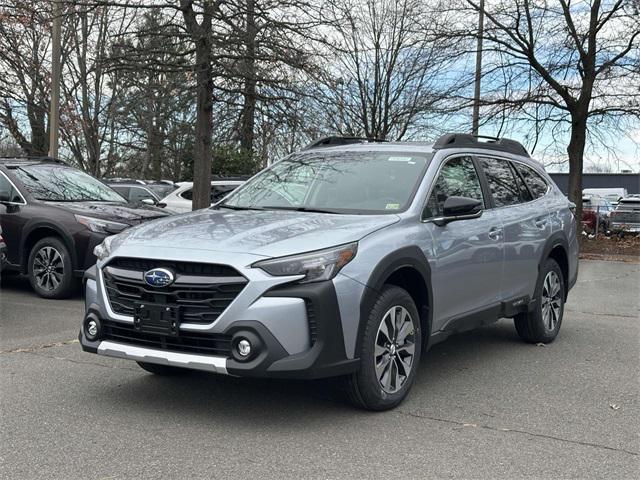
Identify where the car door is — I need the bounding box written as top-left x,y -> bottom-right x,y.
423,155 -> 505,332
477,157 -> 550,304
0,170 -> 28,266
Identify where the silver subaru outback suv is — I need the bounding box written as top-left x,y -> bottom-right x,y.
80,134 -> 578,410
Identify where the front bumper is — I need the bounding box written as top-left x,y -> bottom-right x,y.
80,273 -> 359,380
610,222 -> 640,233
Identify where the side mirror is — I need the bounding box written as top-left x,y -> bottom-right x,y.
141,198 -> 155,205
433,196 -> 483,226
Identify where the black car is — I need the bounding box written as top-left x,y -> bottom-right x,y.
0,157 -> 171,298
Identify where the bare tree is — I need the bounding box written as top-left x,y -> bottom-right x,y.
0,1 -> 54,155
459,0 -> 640,218
312,0 -> 465,141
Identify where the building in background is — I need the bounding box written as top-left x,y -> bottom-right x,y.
549,173 -> 640,195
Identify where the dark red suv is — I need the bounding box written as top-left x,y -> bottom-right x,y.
0,157 -> 170,298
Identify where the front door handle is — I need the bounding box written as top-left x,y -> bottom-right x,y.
488,227 -> 503,240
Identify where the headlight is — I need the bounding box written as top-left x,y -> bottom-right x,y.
93,235 -> 115,261
252,243 -> 357,283
75,215 -> 128,234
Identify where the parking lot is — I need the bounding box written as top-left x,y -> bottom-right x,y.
1,259 -> 638,479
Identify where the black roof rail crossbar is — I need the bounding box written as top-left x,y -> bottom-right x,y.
0,156 -> 68,165
303,136 -> 388,150
433,133 -> 530,157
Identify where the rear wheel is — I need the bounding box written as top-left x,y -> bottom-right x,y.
137,361 -> 189,376
343,285 -> 422,411
27,237 -> 76,299
514,258 -> 565,343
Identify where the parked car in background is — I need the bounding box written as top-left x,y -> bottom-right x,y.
583,188 -> 627,205
0,157 -> 171,298
610,197 -> 640,234
106,182 -> 164,206
161,180 -> 244,213
80,134 -> 578,411
581,195 -> 614,233
143,181 -> 178,200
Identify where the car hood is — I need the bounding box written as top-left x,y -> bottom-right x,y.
112,208 -> 400,258
46,201 -> 170,225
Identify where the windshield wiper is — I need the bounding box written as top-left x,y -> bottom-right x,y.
216,204 -> 266,211
264,206 -> 343,214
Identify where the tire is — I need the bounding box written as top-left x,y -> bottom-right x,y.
514,258 -> 565,343
343,285 -> 422,411
136,361 -> 189,376
27,237 -> 76,299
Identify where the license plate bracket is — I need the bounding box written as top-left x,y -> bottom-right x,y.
133,303 -> 181,336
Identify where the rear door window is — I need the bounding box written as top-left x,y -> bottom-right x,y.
180,188 -> 193,200
513,162 -> 548,199
478,157 -> 521,207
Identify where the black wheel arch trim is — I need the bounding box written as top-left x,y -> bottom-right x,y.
539,231 -> 571,296
357,246 -> 433,354
21,220 -> 78,273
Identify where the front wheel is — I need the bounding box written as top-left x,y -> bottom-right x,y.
514,258 -> 565,343
27,237 -> 76,299
343,285 -> 422,411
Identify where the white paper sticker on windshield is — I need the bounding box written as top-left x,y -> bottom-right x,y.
385,203 -> 401,210
387,156 -> 414,163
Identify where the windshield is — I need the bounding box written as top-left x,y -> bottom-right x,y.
223,150 -> 432,214
10,164 -> 126,202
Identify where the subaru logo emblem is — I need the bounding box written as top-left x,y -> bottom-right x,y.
144,268 -> 175,287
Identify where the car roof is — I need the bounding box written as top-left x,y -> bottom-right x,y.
109,183 -> 152,189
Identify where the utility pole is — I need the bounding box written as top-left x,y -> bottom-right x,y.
48,0 -> 62,158
471,0 -> 484,136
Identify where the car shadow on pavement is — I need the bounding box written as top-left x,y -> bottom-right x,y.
91,320 -> 527,423
0,272 -> 84,300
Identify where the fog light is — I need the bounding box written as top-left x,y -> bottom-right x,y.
87,320 -> 98,338
237,339 -> 251,357
84,314 -> 101,341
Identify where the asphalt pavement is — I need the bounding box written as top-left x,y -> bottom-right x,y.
1,260 -> 638,479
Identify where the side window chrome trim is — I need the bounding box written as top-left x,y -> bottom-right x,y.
420,153 -> 486,222
0,170 -> 27,205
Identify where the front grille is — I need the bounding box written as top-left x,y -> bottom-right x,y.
108,257 -> 240,277
102,258 -> 247,324
612,211 -> 640,223
102,320 -> 232,357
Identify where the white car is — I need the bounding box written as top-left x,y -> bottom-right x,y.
160,181 -> 244,213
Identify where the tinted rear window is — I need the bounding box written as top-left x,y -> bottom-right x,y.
513,162 -> 548,199
478,157 -> 521,207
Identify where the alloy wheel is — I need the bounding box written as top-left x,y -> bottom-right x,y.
33,246 -> 64,291
541,270 -> 562,332
374,306 -> 416,394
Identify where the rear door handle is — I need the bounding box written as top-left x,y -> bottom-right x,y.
488,227 -> 503,240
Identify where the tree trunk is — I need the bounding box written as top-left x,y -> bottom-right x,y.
192,38 -> 214,210
239,0 -> 257,155
567,110 -> 587,222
